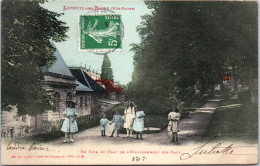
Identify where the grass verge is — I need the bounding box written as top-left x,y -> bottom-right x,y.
202,93 -> 258,144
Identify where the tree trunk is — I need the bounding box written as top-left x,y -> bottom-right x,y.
220,81 -> 225,93
249,79 -> 258,104
233,76 -> 238,94
210,84 -> 215,93
232,66 -> 238,94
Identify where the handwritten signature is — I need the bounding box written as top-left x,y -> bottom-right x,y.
180,136 -> 234,160
6,142 -> 50,151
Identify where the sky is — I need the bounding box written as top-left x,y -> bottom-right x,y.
41,1 -> 151,84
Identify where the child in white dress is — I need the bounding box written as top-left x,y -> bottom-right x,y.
133,106 -> 145,140
61,101 -> 79,143
100,114 -> 109,136
168,106 -> 181,144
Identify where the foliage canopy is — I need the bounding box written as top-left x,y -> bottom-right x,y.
128,2 -> 257,114
2,0 -> 69,115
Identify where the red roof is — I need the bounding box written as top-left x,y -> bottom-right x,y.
95,80 -> 125,93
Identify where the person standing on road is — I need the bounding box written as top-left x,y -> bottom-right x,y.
133,106 -> 145,140
109,111 -> 123,137
61,101 -> 79,143
168,106 -> 181,144
100,114 -> 109,136
123,101 -> 135,138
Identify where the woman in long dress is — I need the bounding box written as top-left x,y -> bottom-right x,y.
168,106 -> 181,144
123,101 -> 135,137
61,101 -> 79,143
133,106 -> 145,140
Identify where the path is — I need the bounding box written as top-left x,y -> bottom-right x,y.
50,95 -> 221,146
178,95 -> 221,143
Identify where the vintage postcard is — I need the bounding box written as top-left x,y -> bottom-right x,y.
1,0 -> 258,165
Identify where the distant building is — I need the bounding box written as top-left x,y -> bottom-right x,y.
1,106 -> 31,138
96,79 -> 125,102
85,69 -> 101,80
1,44 -> 124,139
70,67 -> 107,115
41,44 -> 77,122
70,66 -> 101,80
69,67 -> 124,114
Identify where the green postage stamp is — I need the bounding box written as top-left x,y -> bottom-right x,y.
78,14 -> 122,52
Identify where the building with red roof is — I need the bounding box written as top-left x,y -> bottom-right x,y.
95,79 -> 125,93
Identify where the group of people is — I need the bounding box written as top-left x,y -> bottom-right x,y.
100,101 -> 145,139
60,100 -> 181,144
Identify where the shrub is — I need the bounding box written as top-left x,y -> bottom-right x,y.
104,103 -> 126,120
77,115 -> 100,131
24,125 -> 30,134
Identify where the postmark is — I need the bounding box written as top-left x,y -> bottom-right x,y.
78,14 -> 122,53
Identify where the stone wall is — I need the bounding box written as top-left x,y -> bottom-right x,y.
108,92 -> 125,102
75,93 -> 92,116
42,75 -> 77,121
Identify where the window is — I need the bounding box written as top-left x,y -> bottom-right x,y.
54,92 -> 60,111
80,97 -> 83,108
85,97 -> 88,106
21,115 -> 26,122
66,93 -> 72,107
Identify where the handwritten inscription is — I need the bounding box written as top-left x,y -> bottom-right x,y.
180,136 -> 234,160
29,142 -> 49,151
132,156 -> 147,162
6,142 -> 25,150
6,142 -> 50,151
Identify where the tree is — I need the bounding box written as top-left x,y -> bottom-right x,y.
129,1 -> 257,114
2,0 -> 69,115
100,54 -> 114,80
